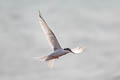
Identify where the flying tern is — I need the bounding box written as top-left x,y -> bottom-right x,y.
34,11 -> 85,68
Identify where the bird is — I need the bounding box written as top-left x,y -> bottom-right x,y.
34,11 -> 85,68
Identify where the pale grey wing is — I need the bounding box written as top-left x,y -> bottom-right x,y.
38,11 -> 62,51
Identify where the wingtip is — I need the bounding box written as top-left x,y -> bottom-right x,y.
38,10 -> 42,18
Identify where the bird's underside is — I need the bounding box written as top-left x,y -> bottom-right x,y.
33,10 -> 85,68
45,49 -> 69,61
37,49 -> 70,68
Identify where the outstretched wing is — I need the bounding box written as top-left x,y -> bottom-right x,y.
38,11 -> 62,51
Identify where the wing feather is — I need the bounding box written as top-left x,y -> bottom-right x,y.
38,11 -> 62,51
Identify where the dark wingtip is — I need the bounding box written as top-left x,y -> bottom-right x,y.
38,10 -> 42,18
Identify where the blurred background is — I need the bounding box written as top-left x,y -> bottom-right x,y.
0,0 -> 120,80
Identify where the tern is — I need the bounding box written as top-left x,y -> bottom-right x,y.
34,11 -> 85,68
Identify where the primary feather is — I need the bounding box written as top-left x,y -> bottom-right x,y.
38,10 -> 62,51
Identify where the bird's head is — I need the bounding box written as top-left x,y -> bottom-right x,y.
64,48 -> 74,53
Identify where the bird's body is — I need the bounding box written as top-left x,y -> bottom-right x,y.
46,49 -> 69,61
34,11 -> 85,68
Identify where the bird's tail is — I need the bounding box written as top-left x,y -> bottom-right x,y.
33,56 -> 48,62
33,56 -> 55,68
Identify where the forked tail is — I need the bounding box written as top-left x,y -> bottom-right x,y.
33,56 -> 55,68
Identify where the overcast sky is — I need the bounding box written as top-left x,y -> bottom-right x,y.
0,0 -> 120,80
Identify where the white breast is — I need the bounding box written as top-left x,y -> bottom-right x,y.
50,49 -> 68,57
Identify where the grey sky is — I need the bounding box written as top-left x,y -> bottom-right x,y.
0,0 -> 120,80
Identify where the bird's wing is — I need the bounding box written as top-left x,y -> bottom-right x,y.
38,11 -> 62,51
71,47 -> 85,54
